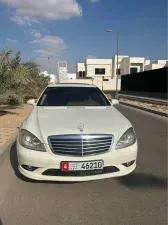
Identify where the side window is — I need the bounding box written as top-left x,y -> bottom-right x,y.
40,93 -> 47,105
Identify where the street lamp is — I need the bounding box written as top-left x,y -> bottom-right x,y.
106,29 -> 120,95
48,56 -> 50,76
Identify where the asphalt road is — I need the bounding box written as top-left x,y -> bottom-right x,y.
0,105 -> 167,225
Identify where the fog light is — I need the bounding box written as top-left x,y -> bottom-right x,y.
122,161 -> 135,167
22,165 -> 38,171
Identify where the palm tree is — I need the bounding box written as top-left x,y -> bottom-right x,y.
0,47 -> 49,105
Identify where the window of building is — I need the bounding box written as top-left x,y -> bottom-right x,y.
95,68 -> 105,75
82,71 -> 86,77
130,67 -> 138,74
116,69 -> 120,75
103,78 -> 109,81
79,71 -> 86,78
79,71 -> 83,77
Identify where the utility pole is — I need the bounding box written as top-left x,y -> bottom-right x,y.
48,56 -> 50,76
116,30 -> 119,93
106,29 -> 120,96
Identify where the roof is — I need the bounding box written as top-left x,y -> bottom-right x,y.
48,83 -> 96,88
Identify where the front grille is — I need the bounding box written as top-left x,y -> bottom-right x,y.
48,134 -> 113,156
42,166 -> 119,176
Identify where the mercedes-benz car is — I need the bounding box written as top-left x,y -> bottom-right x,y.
17,83 -> 138,182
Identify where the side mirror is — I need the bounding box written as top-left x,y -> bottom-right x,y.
112,99 -> 119,105
27,99 -> 37,105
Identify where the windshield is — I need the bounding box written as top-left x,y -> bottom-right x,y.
37,86 -> 110,106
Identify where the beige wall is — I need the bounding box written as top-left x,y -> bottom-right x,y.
86,59 -> 112,65
130,57 -> 145,64
86,64 -> 112,77
77,63 -> 85,71
85,59 -> 112,77
77,63 -> 86,78
120,57 -> 130,75
67,73 -> 76,79
120,57 -> 145,75
152,60 -> 167,65
112,55 -> 129,78
145,63 -> 165,71
145,59 -> 151,65
61,77 -> 121,91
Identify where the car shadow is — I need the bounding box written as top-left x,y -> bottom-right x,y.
0,105 -> 21,116
118,173 -> 167,189
10,142 -> 167,187
0,218 -> 3,225
0,111 -> 8,116
10,142 -> 77,184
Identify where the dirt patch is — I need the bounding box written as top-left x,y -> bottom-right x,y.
0,104 -> 33,150
120,98 -> 168,114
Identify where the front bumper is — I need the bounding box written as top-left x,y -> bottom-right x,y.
17,141 -> 138,182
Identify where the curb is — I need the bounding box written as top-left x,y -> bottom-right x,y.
0,131 -> 18,167
120,102 -> 168,117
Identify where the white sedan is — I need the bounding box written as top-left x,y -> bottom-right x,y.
17,83 -> 138,182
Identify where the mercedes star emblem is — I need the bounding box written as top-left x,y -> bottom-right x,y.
77,123 -> 84,132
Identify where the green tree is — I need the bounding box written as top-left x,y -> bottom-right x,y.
0,47 -> 49,105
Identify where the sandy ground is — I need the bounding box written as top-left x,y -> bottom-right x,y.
119,98 -> 168,114
0,105 -> 33,150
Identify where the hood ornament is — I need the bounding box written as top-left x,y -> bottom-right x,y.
77,123 -> 84,132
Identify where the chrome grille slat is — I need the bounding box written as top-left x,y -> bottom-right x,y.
50,139 -> 111,143
83,148 -> 111,153
49,134 -> 113,157
82,139 -> 112,142
50,142 -> 82,144
83,142 -> 111,146
55,152 -> 82,156
52,146 -> 82,150
50,140 -> 82,143
51,144 -> 82,148
52,149 -> 82,153
51,143 -> 111,148
83,150 -> 108,155
83,144 -> 111,149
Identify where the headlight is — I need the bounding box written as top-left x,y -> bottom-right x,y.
116,127 -> 136,149
19,129 -> 46,152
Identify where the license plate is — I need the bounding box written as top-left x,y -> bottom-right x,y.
61,160 -> 104,171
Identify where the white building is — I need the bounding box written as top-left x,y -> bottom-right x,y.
58,61 -> 68,82
77,56 -> 148,78
86,58 -> 112,77
120,57 -> 146,75
145,59 -> 151,65
75,55 -> 168,91
76,58 -> 120,91
145,60 -> 168,71
77,59 -> 112,78
76,63 -> 85,78
112,55 -> 129,78
58,55 -> 167,91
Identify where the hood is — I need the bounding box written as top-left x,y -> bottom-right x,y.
24,106 -> 130,144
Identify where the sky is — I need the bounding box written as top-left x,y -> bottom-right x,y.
0,0 -> 167,73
